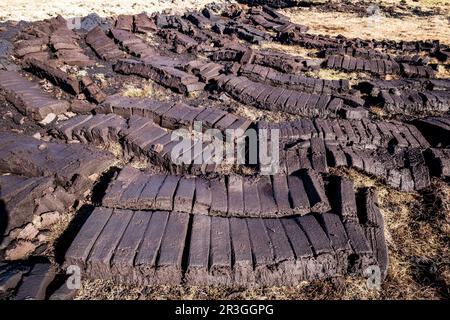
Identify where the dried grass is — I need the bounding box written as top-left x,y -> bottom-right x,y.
255,42 -> 319,59
121,82 -> 173,101
282,6 -> 450,45
122,84 -> 155,98
227,98 -> 299,123
44,210 -> 77,259
436,65 -> 450,79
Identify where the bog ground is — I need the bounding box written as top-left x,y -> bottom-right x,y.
0,0 -> 449,300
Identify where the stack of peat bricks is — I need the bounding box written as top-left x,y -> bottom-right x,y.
0,2 -> 449,299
